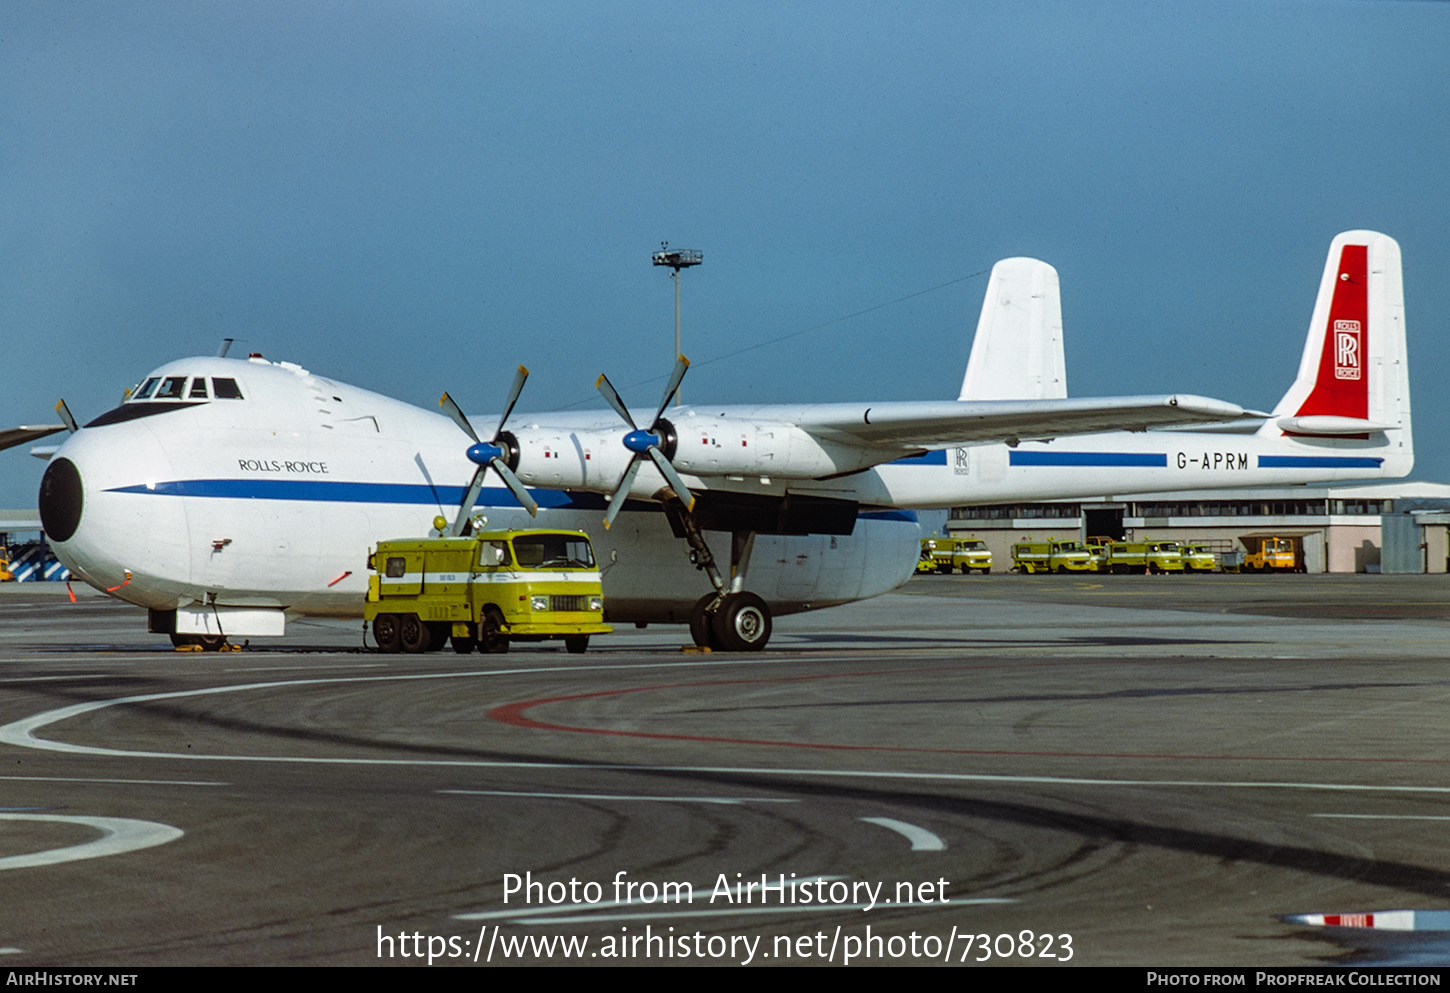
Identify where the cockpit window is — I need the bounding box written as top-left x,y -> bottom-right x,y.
155,376 -> 188,400
188,378 -> 209,399
212,378 -> 244,399
131,377 -> 160,400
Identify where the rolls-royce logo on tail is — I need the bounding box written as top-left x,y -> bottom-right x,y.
1334,320 -> 1361,380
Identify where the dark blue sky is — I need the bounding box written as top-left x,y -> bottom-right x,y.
3,1 -> 1447,508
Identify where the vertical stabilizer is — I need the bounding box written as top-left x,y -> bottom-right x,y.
958,257 -> 1067,401
1269,232 -> 1410,453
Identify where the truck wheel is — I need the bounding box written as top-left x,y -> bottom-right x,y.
480,608 -> 509,654
373,614 -> 401,654
169,633 -> 227,651
400,614 -> 431,653
711,592 -> 771,652
565,635 -> 589,654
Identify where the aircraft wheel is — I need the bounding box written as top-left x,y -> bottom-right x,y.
689,594 -> 721,649
373,614 -> 402,653
564,635 -> 589,654
480,608 -> 510,654
711,592 -> 771,652
400,614 -> 431,653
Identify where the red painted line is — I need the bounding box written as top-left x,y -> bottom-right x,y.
487,665 -> 1450,765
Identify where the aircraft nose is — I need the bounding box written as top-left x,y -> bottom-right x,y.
38,456 -> 84,542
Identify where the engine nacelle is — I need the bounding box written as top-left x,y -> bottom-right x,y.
665,413 -> 881,479
506,414 -> 886,494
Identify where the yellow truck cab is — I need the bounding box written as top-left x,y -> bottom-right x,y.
918,537 -> 993,574
1181,543 -> 1218,572
365,529 -> 611,655
1012,539 -> 1094,574
1244,536 -> 1299,573
1105,541 -> 1185,574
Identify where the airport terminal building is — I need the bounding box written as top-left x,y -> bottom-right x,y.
944,482 -> 1450,574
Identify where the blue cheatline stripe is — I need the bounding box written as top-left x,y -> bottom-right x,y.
859,510 -> 918,523
1257,455 -> 1385,469
889,450 -> 948,465
1008,451 -> 1167,467
103,479 -> 906,522
105,479 -> 586,509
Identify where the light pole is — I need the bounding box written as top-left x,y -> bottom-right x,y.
652,242 -> 701,405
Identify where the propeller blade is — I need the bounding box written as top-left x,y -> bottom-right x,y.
653,354 -> 690,424
451,466 -> 488,536
492,458 -> 539,517
55,399 -> 78,434
595,373 -> 637,430
647,446 -> 695,513
602,457 -> 643,530
439,392 -> 480,443
493,365 -> 529,438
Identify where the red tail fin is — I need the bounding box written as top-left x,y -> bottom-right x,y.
1293,243 -> 1368,420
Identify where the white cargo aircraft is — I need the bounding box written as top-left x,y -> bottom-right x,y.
26,231 -> 1409,651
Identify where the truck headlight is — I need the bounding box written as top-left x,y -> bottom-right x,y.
589,596 -> 603,612
530,594 -> 550,611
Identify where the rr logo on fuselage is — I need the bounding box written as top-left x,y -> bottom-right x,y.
1334,320 -> 1361,380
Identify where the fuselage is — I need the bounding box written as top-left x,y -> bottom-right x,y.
37,356 -> 921,623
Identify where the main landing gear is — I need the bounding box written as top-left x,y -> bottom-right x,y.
673,505 -> 772,652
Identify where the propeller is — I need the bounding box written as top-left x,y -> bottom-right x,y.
439,365 -> 537,536
595,355 -> 695,530
55,399 -> 78,433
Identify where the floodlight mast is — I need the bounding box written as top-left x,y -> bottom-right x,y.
652,243 -> 702,405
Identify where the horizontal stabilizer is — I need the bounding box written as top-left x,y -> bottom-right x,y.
1275,415 -> 1398,435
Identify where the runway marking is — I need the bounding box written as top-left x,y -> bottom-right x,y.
860,816 -> 946,851
9,668 -> 1450,799
442,789 -> 797,805
0,675 -> 110,683
1312,813 -> 1450,821
225,664 -> 391,672
0,813 -> 183,870
0,775 -> 225,786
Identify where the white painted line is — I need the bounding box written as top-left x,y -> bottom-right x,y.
1312,813 -> 1450,821
0,813 -> 183,871
860,816 -> 947,851
0,775 -> 224,786
441,789 -> 798,805
0,675 -> 110,683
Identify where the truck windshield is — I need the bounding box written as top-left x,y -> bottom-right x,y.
511,534 -> 596,569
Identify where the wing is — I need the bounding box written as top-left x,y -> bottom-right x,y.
793,394 -> 1247,453
0,425 -> 66,453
